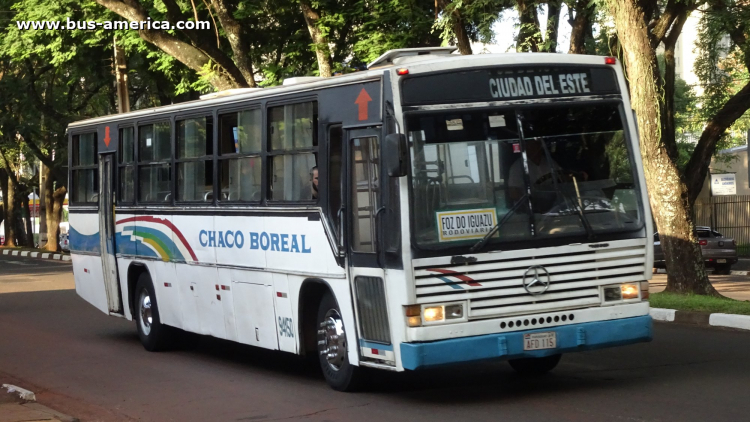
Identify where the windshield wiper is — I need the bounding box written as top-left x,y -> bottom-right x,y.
470,194 -> 528,253
538,139 -> 596,241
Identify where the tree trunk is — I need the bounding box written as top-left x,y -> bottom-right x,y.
21,193 -> 34,247
544,0 -> 562,52
39,165 -> 47,247
0,170 -> 7,243
4,175 -> 18,247
45,186 -> 66,253
605,0 -> 719,296
516,0 -> 543,52
568,0 -> 593,54
299,0 -> 333,77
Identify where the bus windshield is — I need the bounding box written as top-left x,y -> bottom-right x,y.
407,102 -> 643,249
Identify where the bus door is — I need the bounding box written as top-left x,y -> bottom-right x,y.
98,153 -> 123,314
346,128 -> 393,352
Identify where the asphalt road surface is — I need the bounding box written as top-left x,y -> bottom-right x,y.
2,253 -> 750,422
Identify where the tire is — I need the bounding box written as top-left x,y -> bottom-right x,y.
509,354 -> 562,376
134,272 -> 173,351
317,291 -> 361,391
714,264 -> 731,275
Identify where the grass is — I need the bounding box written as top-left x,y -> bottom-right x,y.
651,292 -> 750,315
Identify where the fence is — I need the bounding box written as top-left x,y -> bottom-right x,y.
694,195 -> 750,256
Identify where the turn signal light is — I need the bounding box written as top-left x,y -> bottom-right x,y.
405,305 -> 421,327
605,57 -> 617,65
397,68 -> 409,75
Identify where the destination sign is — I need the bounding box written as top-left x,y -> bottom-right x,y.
401,66 -> 619,105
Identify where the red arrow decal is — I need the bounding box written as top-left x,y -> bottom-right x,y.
103,126 -> 111,147
354,88 -> 372,121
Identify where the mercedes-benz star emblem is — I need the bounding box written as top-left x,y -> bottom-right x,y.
523,265 -> 551,295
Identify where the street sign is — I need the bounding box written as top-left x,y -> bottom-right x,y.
711,173 -> 736,196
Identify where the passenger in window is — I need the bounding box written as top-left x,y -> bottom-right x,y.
301,166 -> 319,200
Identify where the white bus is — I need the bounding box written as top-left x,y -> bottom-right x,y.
68,48 -> 653,391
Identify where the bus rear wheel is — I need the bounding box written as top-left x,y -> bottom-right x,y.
316,291 -> 361,391
135,273 -> 173,352
508,354 -> 562,376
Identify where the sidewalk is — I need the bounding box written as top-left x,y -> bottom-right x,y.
1,385 -> 77,422
650,273 -> 750,301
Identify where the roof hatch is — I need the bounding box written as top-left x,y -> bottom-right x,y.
367,47 -> 458,69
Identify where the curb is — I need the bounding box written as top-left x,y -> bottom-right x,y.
650,307 -> 750,331
653,268 -> 749,276
1,249 -> 71,262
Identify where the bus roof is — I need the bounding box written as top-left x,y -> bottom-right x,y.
68,51 -> 619,130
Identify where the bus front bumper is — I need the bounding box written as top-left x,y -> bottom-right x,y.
399,315 -> 652,370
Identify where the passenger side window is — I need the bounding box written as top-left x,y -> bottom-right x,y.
71,132 -> 98,204
351,136 -> 380,252
268,102 -> 318,201
138,122 -> 171,203
219,109 -> 262,202
176,117 -> 213,202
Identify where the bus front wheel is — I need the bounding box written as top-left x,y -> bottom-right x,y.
316,291 -> 361,391
135,273 -> 172,352
508,354 -> 562,376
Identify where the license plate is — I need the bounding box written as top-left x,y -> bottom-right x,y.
523,332 -> 557,351
717,259 -> 727,263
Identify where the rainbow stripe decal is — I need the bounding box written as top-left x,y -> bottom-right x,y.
116,216 -> 197,262
426,268 -> 482,290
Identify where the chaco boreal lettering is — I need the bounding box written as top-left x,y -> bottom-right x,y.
199,230 -> 311,253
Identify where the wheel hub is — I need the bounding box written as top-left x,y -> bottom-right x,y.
318,309 -> 346,370
139,290 -> 153,336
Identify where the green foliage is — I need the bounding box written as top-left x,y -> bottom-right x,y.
695,2 -> 750,151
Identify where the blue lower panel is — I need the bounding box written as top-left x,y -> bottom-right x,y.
400,315 -> 652,370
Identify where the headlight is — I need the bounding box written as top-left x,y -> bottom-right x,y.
423,306 -> 444,322
405,302 -> 466,326
621,283 -> 639,299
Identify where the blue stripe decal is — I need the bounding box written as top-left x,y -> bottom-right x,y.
359,340 -> 394,351
400,315 -> 653,370
436,276 -> 464,290
69,227 -> 101,253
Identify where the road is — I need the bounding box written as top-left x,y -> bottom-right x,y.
2,254 -> 750,421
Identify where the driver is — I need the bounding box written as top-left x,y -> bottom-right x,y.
508,139 -> 561,207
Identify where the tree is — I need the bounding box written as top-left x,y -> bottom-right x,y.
1,0 -> 116,251
605,0 -> 750,295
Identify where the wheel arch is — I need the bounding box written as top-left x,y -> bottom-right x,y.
298,278 -> 338,357
127,262 -> 150,317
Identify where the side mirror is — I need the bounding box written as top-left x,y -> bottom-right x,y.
384,133 -> 408,177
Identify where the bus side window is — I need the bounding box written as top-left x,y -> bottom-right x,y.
138,122 -> 171,203
268,102 -> 318,201
71,132 -> 99,204
219,109 -> 262,202
176,117 -> 214,202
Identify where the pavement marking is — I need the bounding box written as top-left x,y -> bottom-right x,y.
41,253 -> 50,259
11,251 -> 19,256
20,251 -> 28,257
31,252 -> 39,258
62,256 -> 72,262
